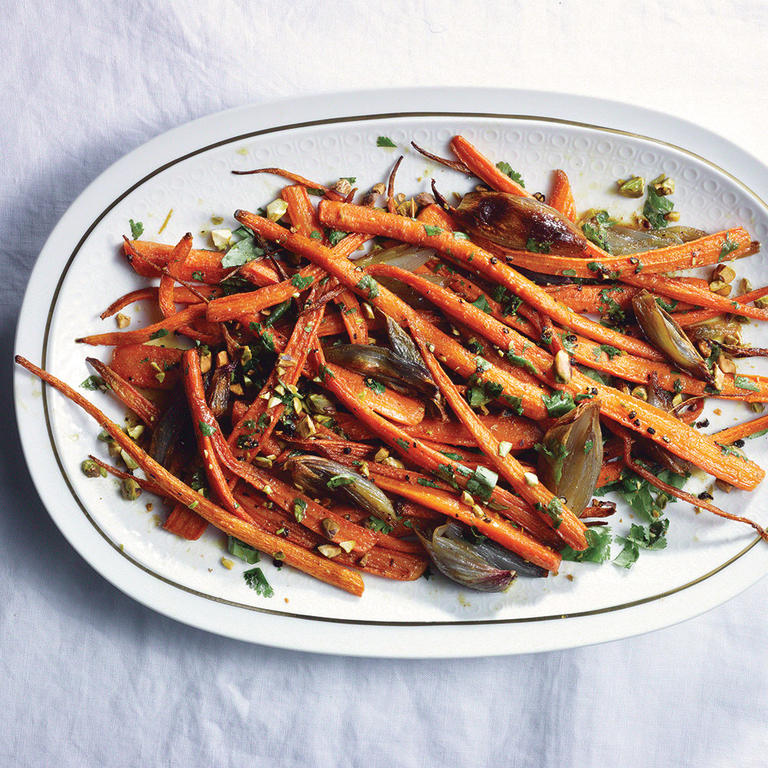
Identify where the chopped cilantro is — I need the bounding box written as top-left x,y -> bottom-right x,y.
718,234 -> 739,262
495,161 -> 525,187
614,519 -> 669,568
465,465 -> 498,502
417,478 -> 439,488
291,274 -> 314,290
423,225 -> 443,236
506,351 -> 538,375
598,344 -> 622,360
80,375 -> 106,391
191,270 -> 204,282
327,229 -> 348,246
243,567 -> 274,597
228,536 -> 260,564
149,329 -> 169,340
364,377 -> 385,395
542,390 -> 575,417
643,185 -> 674,229
365,516 -> 393,534
327,475 -> 354,489
355,275 -> 379,299
734,375 -> 759,392
129,219 -> 144,239
293,498 -> 307,522
560,526 -> 612,563
526,237 -> 551,254
198,421 -> 216,437
581,211 -> 613,252
655,297 -> 678,313
376,136 -> 396,147
221,235 -> 265,268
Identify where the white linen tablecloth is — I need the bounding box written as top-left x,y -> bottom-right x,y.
3,1 -> 767,765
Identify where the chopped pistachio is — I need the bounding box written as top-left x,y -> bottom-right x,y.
712,264 -> 736,284
672,393 -> 684,407
115,312 -> 131,329
717,353 -> 737,374
211,229 -> 233,251
230,383 -> 244,396
338,540 -> 355,553
461,490 -> 474,506
715,284 -> 732,297
750,402 -> 765,413
317,544 -> 342,559
359,461 -> 370,478
715,479 -> 733,494
616,175 -> 645,197
712,364 -> 725,391
665,211 -> 681,222
120,477 -> 141,500
651,174 -> 675,196
741,278 -> 753,294
252,456 -> 273,468
216,350 -> 228,367
81,459 -> 104,478
267,396 -> 282,409
709,280 -> 727,292
266,199 -> 289,222
296,415 -> 316,439
381,457 -> 405,469
631,386 -> 648,401
497,441 -> 512,458
321,518 -> 340,539
120,449 -> 139,471
200,353 -> 212,374
755,296 -> 768,309
221,557 -> 234,570
333,178 -> 353,196
554,349 -> 572,383
523,472 -> 539,487
374,447 -> 390,463
126,423 -> 144,440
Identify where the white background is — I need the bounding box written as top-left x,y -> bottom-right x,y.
3,1 -> 768,765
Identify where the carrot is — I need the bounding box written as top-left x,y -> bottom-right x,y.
85,357 -> 161,426
280,184 -> 324,237
472,228 -> 755,280
317,200 -> 666,361
372,475 -> 561,572
158,233 -> 193,317
624,271 -> 768,323
15,355 -> 365,596
110,344 -> 183,390
205,233 -> 369,323
408,312 -> 588,550
181,350 -> 247,517
100,285 -> 224,319
360,256 -> 766,490
330,412 -> 542,450
326,364 -> 425,426
231,167 -> 345,201
182,350 -> 379,554
234,209 -> 765,490
674,283 -> 768,327
713,413 -> 768,445
124,240 -> 281,286
314,349 -> 562,568
164,503 -> 208,540
449,135 -> 530,197
548,170 -> 577,221
76,304 -> 206,346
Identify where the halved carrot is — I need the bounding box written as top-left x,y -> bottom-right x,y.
15,355 -> 364,596
164,503 -> 208,540
449,135 -> 530,197
76,304 -> 206,346
124,240 -> 281,286
110,344 -> 183,390
549,169 -> 577,221
85,357 -> 161,426
158,233 -> 193,318
100,285 -> 224,319
713,413 -> 768,445
674,283 -> 768,327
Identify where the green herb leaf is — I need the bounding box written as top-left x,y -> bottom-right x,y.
465,465 -> 498,502
80,375 -> 106,391
542,390 -> 575,417
376,136 -> 397,147
525,237 -> 551,254
149,329 -> 169,340
423,225 -> 443,236
293,498 -> 307,522
191,270 -> 204,282
365,516 -> 393,534
718,234 -> 739,262
221,235 -> 265,268
417,478 -> 439,488
327,474 -> 354,489
495,161 -> 525,188
327,229 -> 348,246
613,519 -> 669,568
643,185 -> 674,229
355,275 -> 379,299
129,219 -> 144,239
581,210 -> 613,252
243,567 -> 274,597
198,421 -> 216,437
734,375 -> 759,392
364,377 -> 385,395
228,536 -> 260,564
291,274 -> 314,290
506,351 -> 538,375
560,526 -> 612,563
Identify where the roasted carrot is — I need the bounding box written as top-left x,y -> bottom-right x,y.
231,167 -> 345,201
85,357 -> 160,426
110,344 -> 183,390
408,312 -> 588,550
164,503 -> 209,540
674,283 -> 768,327
100,285 -> 224,319
548,169 -> 577,221
713,413 -> 768,445
76,304 -> 206,346
15,355 -> 365,596
124,240 -> 281,286
158,233 -> 193,318
317,201 -> 666,361
449,135 -> 530,197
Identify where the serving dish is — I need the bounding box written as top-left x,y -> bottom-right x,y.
14,88 -> 768,657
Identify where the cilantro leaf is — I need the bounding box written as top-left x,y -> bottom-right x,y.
228,536 -> 260,564
221,235 -> 265,268
542,390 -> 575,417
376,136 -> 396,147
495,161 -> 525,188
364,377 -> 385,395
643,185 -> 674,229
327,229 -> 348,246
129,219 -> 144,239
560,526 -> 612,563
243,567 -> 274,597
291,274 -> 314,290
718,234 -> 739,262
198,421 -> 216,437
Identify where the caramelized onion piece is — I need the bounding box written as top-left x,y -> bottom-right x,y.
537,401 -> 603,515
451,190 -> 590,256
632,290 -> 713,382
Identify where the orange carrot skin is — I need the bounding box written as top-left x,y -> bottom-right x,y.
236,210 -> 764,490
373,475 -> 561,573
101,285 -> 224,319
549,170 -> 577,221
85,357 -> 160,426
15,355 -> 364,596
409,314 -> 588,551
77,304 -> 206,346
158,234 -> 193,318
110,344 -> 183,390
318,201 -> 665,362
125,240 -> 280,286
450,135 -> 530,197
674,283 -> 768,327
164,503 -> 208,540
713,413 -> 768,445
